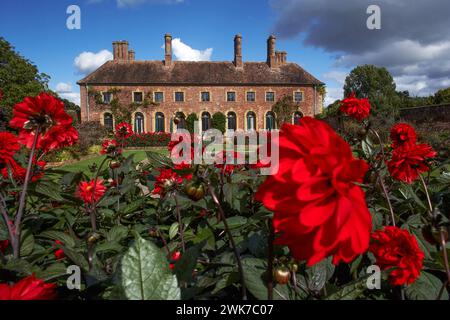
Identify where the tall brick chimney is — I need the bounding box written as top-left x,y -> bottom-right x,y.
267,35 -> 277,68
164,34 -> 172,66
234,34 -> 243,68
128,50 -> 135,61
113,41 -> 129,61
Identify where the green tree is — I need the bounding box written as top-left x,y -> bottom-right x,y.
211,112 -> 226,133
344,65 -> 398,117
271,95 -> 298,128
0,37 -> 50,118
186,113 -> 198,133
434,87 -> 450,104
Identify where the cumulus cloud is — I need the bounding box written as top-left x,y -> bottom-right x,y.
74,50 -> 113,74
55,82 -> 80,105
270,0 -> 450,97
169,38 -> 213,61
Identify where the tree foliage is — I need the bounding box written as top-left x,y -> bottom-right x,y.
186,113 -> 198,133
271,95 -> 298,127
211,112 -> 226,133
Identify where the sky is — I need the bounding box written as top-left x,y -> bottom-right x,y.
1,0 -> 449,106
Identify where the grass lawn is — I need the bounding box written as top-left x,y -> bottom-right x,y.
61,148 -> 168,174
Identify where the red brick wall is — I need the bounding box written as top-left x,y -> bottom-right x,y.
80,84 -> 323,131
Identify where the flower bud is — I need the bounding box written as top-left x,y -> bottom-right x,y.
274,267 -> 291,285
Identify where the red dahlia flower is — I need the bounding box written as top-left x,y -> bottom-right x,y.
255,117 -> 372,266
340,92 -> 371,121
9,93 -> 78,152
387,143 -> 436,184
53,240 -> 65,260
390,123 -> 417,148
0,132 -> 20,164
76,179 -> 107,205
370,226 -> 424,286
115,122 -> 133,139
100,139 -> 121,155
1,158 -> 45,183
0,275 -> 56,300
152,168 -> 183,196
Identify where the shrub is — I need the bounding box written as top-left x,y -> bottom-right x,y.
75,121 -> 108,153
211,112 -> 226,133
186,113 -> 198,133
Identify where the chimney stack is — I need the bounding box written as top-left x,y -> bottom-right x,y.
234,34 -> 243,68
267,35 -> 277,68
128,50 -> 135,61
164,34 -> 172,66
281,51 -> 287,64
113,41 -> 129,61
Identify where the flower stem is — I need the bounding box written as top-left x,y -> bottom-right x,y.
419,174 -> 450,285
207,183 -> 247,300
13,126 -> 40,259
378,176 -> 396,227
173,194 -> 185,252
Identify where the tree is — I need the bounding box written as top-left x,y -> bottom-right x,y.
186,113 -> 198,133
434,87 -> 450,104
344,65 -> 398,117
0,37 -> 50,119
271,95 -> 298,128
211,112 -> 226,133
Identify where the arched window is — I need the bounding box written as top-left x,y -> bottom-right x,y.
134,112 -> 144,133
175,112 -> 186,130
293,111 -> 303,125
227,111 -> 237,131
103,113 -> 113,132
155,112 -> 165,132
246,112 -> 256,131
201,112 -> 211,131
265,111 -> 276,131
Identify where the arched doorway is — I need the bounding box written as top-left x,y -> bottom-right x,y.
201,112 -> 211,131
227,111 -> 237,131
155,112 -> 165,132
293,111 -> 303,125
246,111 -> 256,131
103,113 -> 114,132
265,111 -> 276,131
134,112 -> 144,133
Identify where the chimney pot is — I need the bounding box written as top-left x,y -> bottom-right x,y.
128,50 -> 135,61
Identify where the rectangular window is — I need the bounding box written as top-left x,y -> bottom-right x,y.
201,92 -> 211,102
102,92 -> 112,104
227,91 -> 236,102
266,91 -> 275,102
133,92 -> 143,103
175,91 -> 184,102
246,91 -> 256,102
294,91 -> 303,102
154,92 -> 164,103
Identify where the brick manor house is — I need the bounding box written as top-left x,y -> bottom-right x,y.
77,34 -> 324,133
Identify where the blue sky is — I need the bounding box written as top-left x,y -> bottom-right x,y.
1,0 -> 450,106
0,0 -> 340,105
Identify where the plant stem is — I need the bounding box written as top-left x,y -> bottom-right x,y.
173,194 -> 185,252
378,176 -> 396,227
267,221 -> 274,300
419,174 -> 450,285
13,127 -> 40,258
207,183 -> 247,300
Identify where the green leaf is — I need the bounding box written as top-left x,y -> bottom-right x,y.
20,230 -> 35,257
169,222 -> 179,240
306,257 -> 335,292
40,230 -> 76,248
405,271 -> 448,300
106,225 -> 129,243
242,258 -> 289,300
174,244 -> 202,284
325,277 -> 368,300
33,180 -> 65,201
120,235 -> 180,300
145,151 -> 173,168
36,263 -> 68,281
215,216 -> 248,230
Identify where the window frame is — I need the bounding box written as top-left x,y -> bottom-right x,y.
153,91 -> 164,103
102,92 -> 113,104
293,90 -> 304,103
174,91 -> 185,103
200,91 -> 211,102
226,91 -> 236,102
132,91 -> 144,104
246,90 -> 256,102
265,91 -> 275,102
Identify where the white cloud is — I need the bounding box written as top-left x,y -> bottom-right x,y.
169,38 -> 213,61
74,50 -> 113,74
322,71 -> 347,86
55,82 -> 80,105
324,87 -> 343,106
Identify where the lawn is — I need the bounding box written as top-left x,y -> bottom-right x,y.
61,148 -> 168,174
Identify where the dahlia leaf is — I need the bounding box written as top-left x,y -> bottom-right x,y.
120,235 -> 180,300
405,271 -> 448,300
